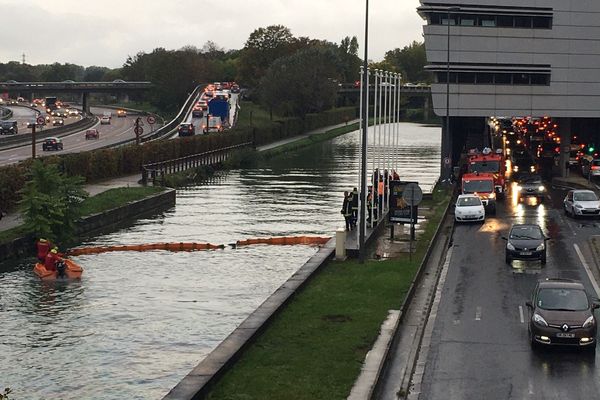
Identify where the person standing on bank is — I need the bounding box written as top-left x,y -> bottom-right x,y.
341,191 -> 353,231
350,187 -> 359,228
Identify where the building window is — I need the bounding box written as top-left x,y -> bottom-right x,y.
427,13 -> 551,30
514,16 -> 533,28
513,73 -> 530,85
435,71 -> 550,86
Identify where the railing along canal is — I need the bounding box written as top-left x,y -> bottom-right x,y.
141,141 -> 253,184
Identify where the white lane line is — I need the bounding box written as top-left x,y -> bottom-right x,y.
518,305 -> 524,323
475,306 -> 482,321
528,379 -> 535,395
574,244 -> 600,298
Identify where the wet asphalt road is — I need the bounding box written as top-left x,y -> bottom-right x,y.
419,183 -> 600,399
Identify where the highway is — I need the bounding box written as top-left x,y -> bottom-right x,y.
415,183 -> 600,399
5,105 -> 81,132
0,106 -> 138,166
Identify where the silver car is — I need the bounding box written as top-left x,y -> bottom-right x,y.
564,190 -> 600,217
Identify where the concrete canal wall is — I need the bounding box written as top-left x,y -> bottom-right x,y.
0,188 -> 176,262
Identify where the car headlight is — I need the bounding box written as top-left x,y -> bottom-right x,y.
530,166 -> 536,172
514,166 -> 519,172
533,313 -> 548,327
538,186 -> 545,191
489,192 -> 496,199
583,316 -> 595,328
575,203 -> 584,209
515,185 -> 522,191
507,242 -> 515,251
536,243 -> 545,251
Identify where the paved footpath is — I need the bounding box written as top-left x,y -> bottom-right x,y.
0,119 -> 360,233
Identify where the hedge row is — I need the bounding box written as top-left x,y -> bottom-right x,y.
0,105 -> 358,211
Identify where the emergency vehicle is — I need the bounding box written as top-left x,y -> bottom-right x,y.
467,148 -> 507,198
461,172 -> 496,215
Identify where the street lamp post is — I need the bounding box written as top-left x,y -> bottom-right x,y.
359,0 -> 369,263
443,7 -> 460,182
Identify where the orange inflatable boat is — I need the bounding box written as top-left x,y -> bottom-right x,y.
33,259 -> 83,281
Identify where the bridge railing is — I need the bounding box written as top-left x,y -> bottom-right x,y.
141,141 -> 253,184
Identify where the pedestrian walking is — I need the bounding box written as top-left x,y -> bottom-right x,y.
341,191 -> 353,231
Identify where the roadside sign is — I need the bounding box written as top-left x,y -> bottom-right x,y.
389,181 -> 419,224
146,116 -> 156,125
134,126 -> 143,136
403,183 -> 423,206
36,116 -> 45,125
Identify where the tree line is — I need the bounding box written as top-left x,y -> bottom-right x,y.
0,26 -> 430,117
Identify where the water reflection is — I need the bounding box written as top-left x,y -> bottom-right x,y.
0,123 -> 441,399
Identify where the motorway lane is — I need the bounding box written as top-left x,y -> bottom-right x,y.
4,105 -> 80,132
417,184 -> 600,399
0,109 -> 138,165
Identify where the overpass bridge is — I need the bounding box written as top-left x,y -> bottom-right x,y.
0,81 -> 152,114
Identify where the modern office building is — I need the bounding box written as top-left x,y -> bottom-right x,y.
418,0 -> 600,176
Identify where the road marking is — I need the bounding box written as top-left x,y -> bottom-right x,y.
519,305 -> 524,323
528,379 -> 535,395
574,244 -> 600,298
559,213 -> 577,236
475,306 -> 482,321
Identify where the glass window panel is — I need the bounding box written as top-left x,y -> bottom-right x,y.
513,73 -> 530,85
497,15 -> 514,27
476,73 -> 494,84
531,74 -> 550,85
495,73 -> 512,84
532,17 -> 551,29
460,15 -> 476,26
480,16 -> 496,27
515,16 -> 532,28
458,73 -> 476,83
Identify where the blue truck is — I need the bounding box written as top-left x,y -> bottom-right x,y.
208,98 -> 230,126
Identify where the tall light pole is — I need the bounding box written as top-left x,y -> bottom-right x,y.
359,0 -> 369,263
443,7 -> 460,182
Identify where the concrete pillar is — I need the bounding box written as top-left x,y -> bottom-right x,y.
81,92 -> 90,115
558,118 -> 572,178
335,228 -> 347,260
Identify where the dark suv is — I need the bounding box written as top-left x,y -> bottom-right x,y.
526,279 -> 598,350
0,120 -> 18,135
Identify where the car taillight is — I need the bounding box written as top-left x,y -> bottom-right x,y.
592,166 -> 600,170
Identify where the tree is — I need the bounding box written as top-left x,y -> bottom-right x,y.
383,41 -> 430,83
19,160 -> 88,244
238,25 -> 295,86
259,46 -> 341,118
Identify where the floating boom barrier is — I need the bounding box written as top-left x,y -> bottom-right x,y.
67,236 -> 332,256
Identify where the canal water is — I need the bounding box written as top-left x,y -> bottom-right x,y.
0,123 -> 440,399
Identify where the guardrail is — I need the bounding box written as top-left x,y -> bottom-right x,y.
141,85 -> 204,143
141,141 -> 253,184
0,116 -> 97,149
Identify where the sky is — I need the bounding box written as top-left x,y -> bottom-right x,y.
0,0 -> 424,68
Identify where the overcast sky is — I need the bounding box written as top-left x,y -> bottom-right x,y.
0,0 -> 424,68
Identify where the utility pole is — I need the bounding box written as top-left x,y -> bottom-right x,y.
22,53 -> 26,65
135,117 -> 142,145
31,124 -> 36,159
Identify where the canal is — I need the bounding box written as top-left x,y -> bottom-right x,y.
0,123 -> 440,399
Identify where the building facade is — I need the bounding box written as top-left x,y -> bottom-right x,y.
418,0 -> 600,118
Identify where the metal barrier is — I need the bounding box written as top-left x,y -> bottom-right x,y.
141,142 -> 253,184
0,107 -> 13,120
141,85 -> 204,143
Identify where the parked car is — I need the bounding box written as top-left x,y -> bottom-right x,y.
178,122 -> 195,137
526,278 -> 598,350
100,116 -> 111,125
0,120 -> 18,134
117,109 -> 127,118
85,129 -> 100,140
563,189 -> 600,218
52,118 -> 64,126
503,224 -> 547,265
515,174 -> 546,202
42,137 -> 63,151
454,194 -> 485,222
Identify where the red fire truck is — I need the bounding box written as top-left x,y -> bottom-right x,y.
461,172 -> 496,214
467,148 -> 507,199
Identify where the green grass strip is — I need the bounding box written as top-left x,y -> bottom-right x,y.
0,186 -> 164,244
205,187 -> 451,400
76,186 -> 164,216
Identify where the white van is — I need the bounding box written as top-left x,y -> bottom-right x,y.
203,116 -> 222,133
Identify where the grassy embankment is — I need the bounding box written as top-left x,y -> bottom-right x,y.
204,186 -> 452,400
0,186 -> 164,244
